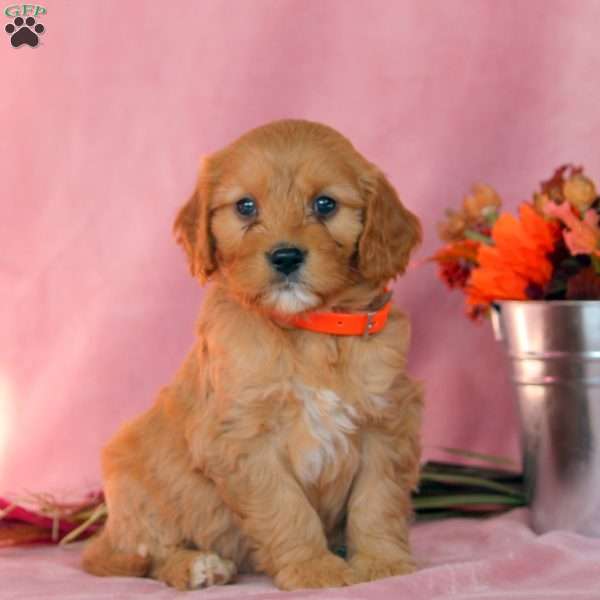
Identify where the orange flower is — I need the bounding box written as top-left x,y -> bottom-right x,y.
466,203 -> 560,308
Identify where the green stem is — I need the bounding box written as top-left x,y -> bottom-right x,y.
419,472 -> 523,497
413,494 -> 524,510
464,230 -> 494,245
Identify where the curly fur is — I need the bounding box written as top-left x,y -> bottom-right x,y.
82,119 -> 423,591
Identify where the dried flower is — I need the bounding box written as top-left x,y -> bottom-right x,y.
462,184 -> 501,220
535,165 -> 595,213
540,164 -> 583,203
533,192 -> 551,216
545,201 -> 600,257
437,185 -> 501,242
432,240 -> 480,290
437,210 -> 469,242
439,261 -> 471,289
563,174 -> 597,213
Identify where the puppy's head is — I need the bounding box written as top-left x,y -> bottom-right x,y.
174,120 -> 421,314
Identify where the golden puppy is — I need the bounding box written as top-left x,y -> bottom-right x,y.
82,119 -> 423,591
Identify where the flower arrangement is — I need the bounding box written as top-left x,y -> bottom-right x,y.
432,165 -> 600,319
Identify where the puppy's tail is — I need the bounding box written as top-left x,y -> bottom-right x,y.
82,529 -> 151,578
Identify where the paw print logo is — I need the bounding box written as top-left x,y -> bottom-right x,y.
5,16 -> 45,47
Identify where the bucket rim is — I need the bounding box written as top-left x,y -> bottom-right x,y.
493,300 -> 600,308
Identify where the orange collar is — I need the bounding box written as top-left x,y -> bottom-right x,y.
282,298 -> 392,337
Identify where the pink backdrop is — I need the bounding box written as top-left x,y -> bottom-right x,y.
2,0 -> 600,496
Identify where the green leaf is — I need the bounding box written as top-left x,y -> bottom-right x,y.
483,209 -> 500,227
413,494 -> 524,510
464,230 -> 494,245
414,508 -> 513,522
545,279 -> 567,296
419,472 -> 523,497
435,447 -> 518,468
591,254 -> 600,275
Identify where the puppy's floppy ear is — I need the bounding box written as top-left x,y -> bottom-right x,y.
357,169 -> 422,282
173,159 -> 216,283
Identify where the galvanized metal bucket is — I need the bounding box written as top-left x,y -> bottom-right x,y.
492,300 -> 600,535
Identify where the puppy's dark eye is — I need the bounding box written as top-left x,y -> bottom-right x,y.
312,196 -> 337,218
236,197 -> 257,218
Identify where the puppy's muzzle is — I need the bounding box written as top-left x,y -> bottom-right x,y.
267,246 -> 306,276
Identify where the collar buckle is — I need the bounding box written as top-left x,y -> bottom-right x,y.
362,311 -> 377,338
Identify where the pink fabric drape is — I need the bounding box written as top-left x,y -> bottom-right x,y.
3,510 -> 600,598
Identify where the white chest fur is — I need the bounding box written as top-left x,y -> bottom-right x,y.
292,384 -> 358,485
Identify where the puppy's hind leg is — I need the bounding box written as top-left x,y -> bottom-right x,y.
152,548 -> 237,590
82,529 -> 151,578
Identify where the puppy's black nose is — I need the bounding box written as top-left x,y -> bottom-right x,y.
268,246 -> 306,275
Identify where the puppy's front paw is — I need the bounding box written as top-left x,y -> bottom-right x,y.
350,553 -> 416,582
190,553 -> 237,588
275,553 -> 357,590
157,551 -> 236,590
